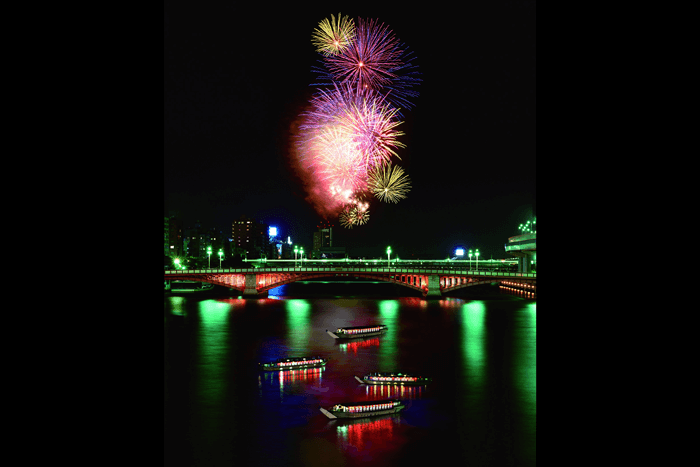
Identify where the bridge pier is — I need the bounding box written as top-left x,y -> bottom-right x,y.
242,274 -> 267,298
518,255 -> 533,273
425,274 -> 442,298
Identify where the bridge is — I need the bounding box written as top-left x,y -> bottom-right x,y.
505,233 -> 536,273
164,261 -> 536,298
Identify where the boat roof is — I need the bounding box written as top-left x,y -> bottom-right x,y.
338,325 -> 388,330
365,372 -> 426,377
266,356 -> 326,363
335,399 -> 401,407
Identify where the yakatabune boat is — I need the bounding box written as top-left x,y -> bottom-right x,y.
320,399 -> 405,419
259,357 -> 328,371
326,325 -> 387,339
354,372 -> 432,386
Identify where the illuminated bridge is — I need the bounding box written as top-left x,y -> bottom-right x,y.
505,233 -> 536,273
164,260 -> 536,298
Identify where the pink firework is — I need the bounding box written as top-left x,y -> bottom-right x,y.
311,125 -> 368,194
302,83 -> 405,174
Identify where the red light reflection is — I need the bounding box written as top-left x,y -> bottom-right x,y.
339,337 -> 380,353
365,384 -> 423,399
337,417 -> 395,452
260,367 -> 324,386
279,367 -> 324,384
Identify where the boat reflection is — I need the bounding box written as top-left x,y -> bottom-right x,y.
365,383 -> 424,399
336,416 -> 397,453
338,337 -> 380,353
258,367 -> 324,389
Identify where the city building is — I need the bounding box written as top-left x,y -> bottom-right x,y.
232,215 -> 268,259
164,214 -> 183,258
312,220 -> 345,259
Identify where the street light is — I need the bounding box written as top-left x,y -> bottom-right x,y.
299,247 -> 305,265
386,246 -> 392,267
218,249 -> 223,268
294,246 -> 299,267
174,258 -> 181,270
475,249 -> 480,271
468,249 -> 473,271
207,245 -> 212,268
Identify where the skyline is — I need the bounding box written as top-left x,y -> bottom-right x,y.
164,3 -> 535,260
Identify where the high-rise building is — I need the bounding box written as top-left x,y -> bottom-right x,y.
314,220 -> 333,249
164,214 -> 183,258
312,220 -> 345,259
232,215 -> 267,258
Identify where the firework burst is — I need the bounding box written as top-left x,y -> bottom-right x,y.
368,162 -> 411,203
352,201 -> 370,225
302,83 -> 405,174
313,18 -> 420,111
339,206 -> 355,229
292,14 -> 419,226
312,13 -> 356,56
311,125 -> 367,193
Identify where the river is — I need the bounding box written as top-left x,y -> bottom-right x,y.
164,281 -> 536,466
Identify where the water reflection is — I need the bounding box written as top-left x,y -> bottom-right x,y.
336,416 -> 398,454
338,337 -> 380,353
499,283 -> 537,298
397,297 -> 426,308
378,300 -> 398,371
286,299 -> 311,353
214,297 -> 246,307
461,301 -> 486,389
165,290 -> 537,466
168,296 -> 186,316
194,300 -> 231,434
258,367 -> 325,396
438,297 -> 464,308
365,383 -> 424,400
516,303 -> 536,408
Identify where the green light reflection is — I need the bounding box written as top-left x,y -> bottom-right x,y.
378,300 -> 399,371
516,303 -> 536,412
461,301 -> 486,388
169,296 -> 185,316
196,300 -> 231,417
286,299 -> 311,354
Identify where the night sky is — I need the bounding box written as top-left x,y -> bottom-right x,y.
164,3 -> 535,260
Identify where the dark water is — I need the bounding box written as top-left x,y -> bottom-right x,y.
164,282 -> 536,466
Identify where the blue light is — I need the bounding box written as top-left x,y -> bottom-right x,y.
455,248 -> 465,256
269,226 -> 277,237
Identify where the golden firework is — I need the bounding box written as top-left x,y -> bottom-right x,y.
368,163 -> 411,203
312,13 -> 356,56
339,209 -> 355,229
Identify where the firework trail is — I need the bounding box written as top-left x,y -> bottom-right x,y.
311,13 -> 356,56
368,162 -> 412,203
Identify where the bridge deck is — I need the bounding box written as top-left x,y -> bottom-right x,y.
165,267 -> 536,278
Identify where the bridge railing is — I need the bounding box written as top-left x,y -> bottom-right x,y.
164,267 -> 536,278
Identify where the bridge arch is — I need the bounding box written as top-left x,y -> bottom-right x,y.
165,268 -> 536,297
